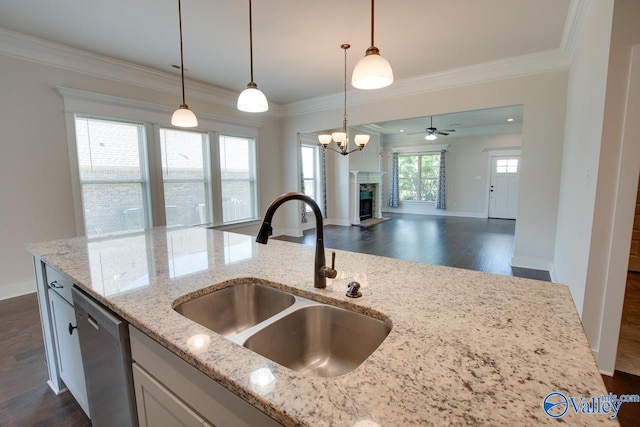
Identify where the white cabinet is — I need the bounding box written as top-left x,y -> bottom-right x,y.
130,326 -> 281,427
133,363 -> 211,427
48,289 -> 90,415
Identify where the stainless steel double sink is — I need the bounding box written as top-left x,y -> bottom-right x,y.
174,281 -> 391,377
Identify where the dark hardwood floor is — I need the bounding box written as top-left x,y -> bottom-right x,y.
0,293 -> 89,427
277,213 -> 551,280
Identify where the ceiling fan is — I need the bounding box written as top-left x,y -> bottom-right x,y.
408,116 -> 455,141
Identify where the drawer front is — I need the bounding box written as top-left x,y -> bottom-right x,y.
45,264 -> 74,304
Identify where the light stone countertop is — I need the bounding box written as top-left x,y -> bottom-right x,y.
27,226 -> 618,426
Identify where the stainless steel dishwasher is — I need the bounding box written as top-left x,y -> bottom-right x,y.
72,287 -> 138,426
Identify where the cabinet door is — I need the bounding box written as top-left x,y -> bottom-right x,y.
132,363 -> 209,427
49,290 -> 90,416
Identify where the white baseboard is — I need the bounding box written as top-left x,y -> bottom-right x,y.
549,264 -> 559,282
0,280 -> 36,300
381,208 -> 486,218
592,349 -> 614,376
510,256 -> 554,272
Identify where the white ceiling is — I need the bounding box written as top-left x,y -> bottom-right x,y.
371,105 -> 524,140
0,0 -> 571,105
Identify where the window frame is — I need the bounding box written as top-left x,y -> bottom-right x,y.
72,115 -> 153,237
300,142 -> 320,213
398,152 -> 441,203
59,87 -> 261,237
158,127 -> 213,228
214,134 -> 259,225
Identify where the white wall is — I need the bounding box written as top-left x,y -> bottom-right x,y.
554,0 -> 614,319
282,71 -> 568,270
347,131 -> 381,173
381,132 -> 522,217
0,53 -> 282,299
581,0 -> 640,374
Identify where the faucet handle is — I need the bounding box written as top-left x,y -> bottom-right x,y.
321,251 -> 338,279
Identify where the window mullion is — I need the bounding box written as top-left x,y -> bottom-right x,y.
148,123 -> 167,227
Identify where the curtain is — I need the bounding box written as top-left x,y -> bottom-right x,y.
389,152 -> 399,208
319,146 -> 327,218
436,150 -> 446,210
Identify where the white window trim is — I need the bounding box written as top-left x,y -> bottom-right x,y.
391,143 -> 449,154
58,87 -> 260,236
300,143 -> 320,214
215,134 -> 259,226
397,152 -> 441,203
155,126 -> 213,227
69,116 -> 154,236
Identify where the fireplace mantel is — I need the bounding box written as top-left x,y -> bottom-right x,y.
350,171 -> 386,225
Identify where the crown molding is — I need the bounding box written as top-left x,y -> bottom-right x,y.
0,27 -> 284,117
55,86 -> 262,135
560,0 -> 594,61
282,48 -> 570,117
357,124 -> 385,134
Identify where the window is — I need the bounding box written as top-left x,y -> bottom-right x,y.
63,89 -> 261,236
159,129 -> 211,227
74,117 -> 149,236
496,158 -> 518,174
301,144 -> 319,211
398,153 -> 440,202
218,135 -> 257,223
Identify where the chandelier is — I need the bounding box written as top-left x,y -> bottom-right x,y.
318,44 -> 370,156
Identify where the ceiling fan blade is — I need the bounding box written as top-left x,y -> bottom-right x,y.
406,131 -> 424,136
436,131 -> 449,136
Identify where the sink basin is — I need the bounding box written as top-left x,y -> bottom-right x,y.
243,304 -> 391,377
174,283 -> 295,336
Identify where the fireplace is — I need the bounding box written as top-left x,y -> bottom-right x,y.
350,171 -> 386,225
359,190 -> 373,220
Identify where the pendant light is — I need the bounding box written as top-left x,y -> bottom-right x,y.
352,0 -> 394,90
318,44 -> 370,156
171,0 -> 198,128
237,0 -> 269,113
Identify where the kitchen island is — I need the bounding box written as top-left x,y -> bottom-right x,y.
27,226 -> 618,426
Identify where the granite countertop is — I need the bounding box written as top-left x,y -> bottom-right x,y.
27,226 -> 618,426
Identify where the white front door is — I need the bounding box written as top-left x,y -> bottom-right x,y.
489,156 -> 520,219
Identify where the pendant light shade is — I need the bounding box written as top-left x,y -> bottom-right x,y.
352,0 -> 393,90
352,47 -> 394,90
171,105 -> 198,127
238,83 -> 269,113
238,0 -> 268,113
172,0 -> 198,127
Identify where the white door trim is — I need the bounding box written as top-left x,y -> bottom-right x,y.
598,44 -> 640,374
484,149 -> 521,217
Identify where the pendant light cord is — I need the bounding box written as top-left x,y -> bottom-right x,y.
343,45 -> 348,134
370,0 -> 375,47
178,0 -> 186,106
248,0 -> 255,84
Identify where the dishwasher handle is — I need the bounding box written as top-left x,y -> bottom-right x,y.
87,314 -> 100,330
